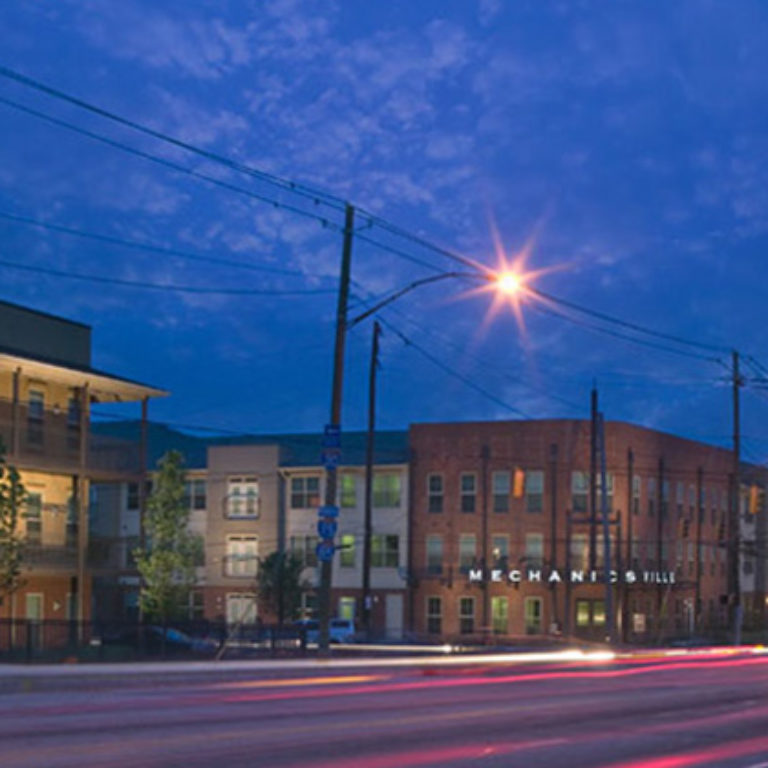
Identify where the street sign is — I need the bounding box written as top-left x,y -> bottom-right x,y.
317,518 -> 338,540
318,504 -> 339,519
321,447 -> 341,469
316,540 -> 335,563
323,423 -> 341,449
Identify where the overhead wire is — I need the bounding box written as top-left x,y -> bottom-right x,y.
0,209 -> 325,279
375,315 -> 531,419
0,255 -> 335,295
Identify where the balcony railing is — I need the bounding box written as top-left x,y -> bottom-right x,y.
24,543 -> 78,570
0,397 -> 141,475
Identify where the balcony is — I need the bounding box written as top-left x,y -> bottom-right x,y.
24,543 -> 78,570
0,398 -> 140,476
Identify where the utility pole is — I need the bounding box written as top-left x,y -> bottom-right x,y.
318,203 -> 355,653
623,448 -> 633,643
695,465 -> 703,634
730,349 -> 743,645
361,320 -> 381,639
549,443 -> 559,630
481,444 -> 490,632
589,386 -> 598,572
597,414 -> 614,644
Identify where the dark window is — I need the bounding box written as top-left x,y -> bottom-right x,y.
428,474 -> 443,514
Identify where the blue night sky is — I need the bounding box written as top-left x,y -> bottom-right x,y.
1,1 -> 767,457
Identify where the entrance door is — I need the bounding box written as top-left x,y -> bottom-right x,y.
25,593 -> 44,651
385,594 -> 403,640
524,596 -> 542,635
338,596 -> 356,621
491,596 -> 508,634
226,594 -> 257,627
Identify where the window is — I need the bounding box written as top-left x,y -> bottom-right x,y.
570,533 -> 588,570
427,474 -> 443,513
184,479 -> 207,510
576,599 -> 591,627
339,533 -> 355,568
459,596 -> 475,634
227,477 -> 258,518
676,482 -> 684,516
572,471 -> 589,514
632,475 -> 641,515
426,535 -> 443,575
340,474 -> 356,508
661,480 -> 670,518
67,393 -> 81,450
525,532 -> 544,569
491,596 -> 508,634
290,535 -> 318,568
27,389 -> 44,445
373,473 -> 401,507
25,493 -> 42,545
458,534 -> 476,573
66,496 -> 78,549
525,470 -> 544,513
647,478 -> 656,517
371,534 -> 399,568
126,483 -> 139,511
225,536 -> 258,578
524,596 -> 542,634
592,600 -> 606,626
426,596 -> 442,634
491,534 -> 509,570
185,590 -> 205,621
291,476 -> 320,509
492,471 -> 510,513
460,473 -> 476,513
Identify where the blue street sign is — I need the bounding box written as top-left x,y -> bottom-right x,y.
316,540 -> 335,563
321,448 -> 341,469
317,519 -> 338,540
318,504 -> 339,519
323,423 -> 341,449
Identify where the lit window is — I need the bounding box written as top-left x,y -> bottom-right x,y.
340,474 -> 356,508
339,534 -> 355,567
373,473 -> 401,508
227,477 -> 258,518
225,536 -> 258,578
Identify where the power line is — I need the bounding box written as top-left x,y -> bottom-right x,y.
0,255 -> 335,296
531,287 -> 731,355
527,300 -> 723,364
0,209 -> 323,278
0,64 -> 348,212
376,315 -> 531,419
0,95 -> 343,232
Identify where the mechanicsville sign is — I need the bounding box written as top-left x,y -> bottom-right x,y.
468,568 -> 676,585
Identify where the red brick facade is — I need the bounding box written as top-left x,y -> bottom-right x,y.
408,420 -> 739,643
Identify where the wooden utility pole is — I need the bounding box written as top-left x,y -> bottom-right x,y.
730,350 -> 743,645
318,204 -> 355,653
589,386 -> 598,572
361,320 -> 381,639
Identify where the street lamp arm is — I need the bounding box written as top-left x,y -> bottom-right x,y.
348,271 -> 487,329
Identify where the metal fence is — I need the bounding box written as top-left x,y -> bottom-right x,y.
0,619 -> 311,663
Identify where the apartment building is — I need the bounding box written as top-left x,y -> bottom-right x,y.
0,300 -> 164,628
408,419 -> 742,643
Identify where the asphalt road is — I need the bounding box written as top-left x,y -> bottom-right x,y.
2,650 -> 768,767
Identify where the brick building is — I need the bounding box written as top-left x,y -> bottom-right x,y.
408,419 -> 756,644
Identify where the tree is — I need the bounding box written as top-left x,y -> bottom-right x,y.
0,440 -> 26,617
133,451 -> 201,627
256,551 -> 306,627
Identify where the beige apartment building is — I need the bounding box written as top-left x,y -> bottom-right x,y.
0,300 -> 164,634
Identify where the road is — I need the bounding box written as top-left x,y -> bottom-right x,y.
2,649 -> 768,767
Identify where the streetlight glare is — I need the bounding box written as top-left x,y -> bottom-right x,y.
497,271 -> 523,295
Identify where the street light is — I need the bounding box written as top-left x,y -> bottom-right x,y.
316,218 -> 535,651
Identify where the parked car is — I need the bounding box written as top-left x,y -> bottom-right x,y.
294,618 -> 356,644
101,625 -> 217,655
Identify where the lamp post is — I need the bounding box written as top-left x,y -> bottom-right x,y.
316,250 -> 501,652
